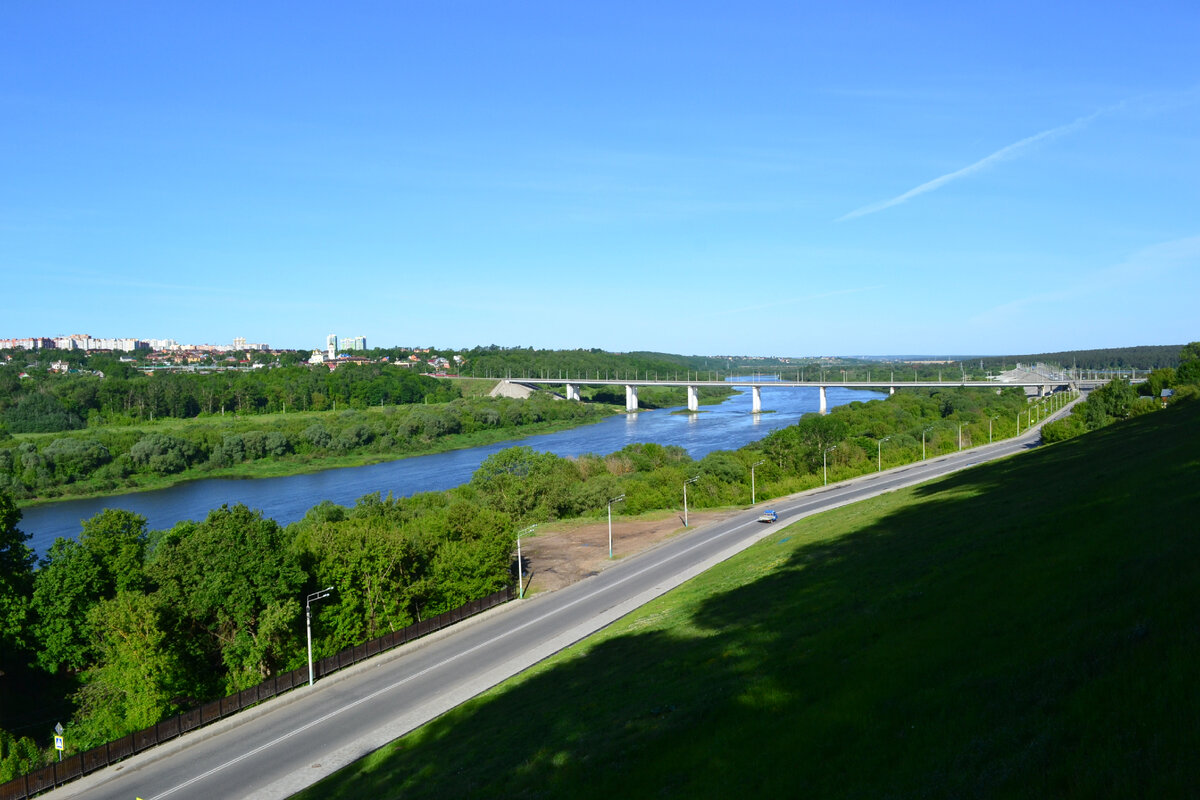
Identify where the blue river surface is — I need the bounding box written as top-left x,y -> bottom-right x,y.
20,382 -> 884,555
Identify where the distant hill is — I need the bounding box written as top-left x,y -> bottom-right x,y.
855,344 -> 1183,369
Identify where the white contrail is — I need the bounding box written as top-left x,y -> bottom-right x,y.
836,107 -> 1109,222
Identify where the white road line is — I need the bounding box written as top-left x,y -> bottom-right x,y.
152,514 -> 760,798
152,429 -> 1042,798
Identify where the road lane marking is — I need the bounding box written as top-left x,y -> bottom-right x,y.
150,431 -> 1039,798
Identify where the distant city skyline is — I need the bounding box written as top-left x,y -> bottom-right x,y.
2,3 -> 1196,355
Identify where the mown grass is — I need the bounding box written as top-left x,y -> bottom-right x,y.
295,400 -> 1200,799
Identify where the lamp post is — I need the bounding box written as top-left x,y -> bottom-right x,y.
877,436 -> 891,472
823,445 -> 837,486
989,415 -> 998,444
516,524 -> 536,598
958,422 -> 966,451
306,586 -> 333,686
683,476 -> 699,527
607,496 -> 625,559
750,460 -> 765,505
922,426 -> 932,460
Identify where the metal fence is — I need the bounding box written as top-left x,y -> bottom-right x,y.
0,586 -> 513,800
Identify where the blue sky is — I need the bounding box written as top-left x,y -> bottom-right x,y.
2,1 -> 1197,357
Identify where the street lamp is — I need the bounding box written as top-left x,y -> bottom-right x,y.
989,415 -> 998,444
823,446 -> 837,486
958,422 -> 967,451
516,524 -> 536,598
877,436 -> 891,472
683,475 -> 700,527
607,496 -> 625,559
750,460 -> 765,505
922,426 -> 933,460
306,586 -> 334,686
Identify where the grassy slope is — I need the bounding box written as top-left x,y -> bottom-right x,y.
297,401 -> 1200,799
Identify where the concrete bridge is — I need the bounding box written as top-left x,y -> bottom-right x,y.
509,377 -> 1073,413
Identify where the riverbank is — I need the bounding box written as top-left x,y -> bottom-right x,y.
14,402 -> 621,509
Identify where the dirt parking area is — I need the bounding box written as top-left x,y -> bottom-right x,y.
518,509 -> 744,595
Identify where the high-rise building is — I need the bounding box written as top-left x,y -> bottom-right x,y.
339,335 -> 367,351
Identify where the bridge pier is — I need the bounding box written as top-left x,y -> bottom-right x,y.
889,386 -> 895,396
751,386 -> 763,413
625,384 -> 638,411
565,383 -> 581,402
818,385 -> 827,414
687,385 -> 699,412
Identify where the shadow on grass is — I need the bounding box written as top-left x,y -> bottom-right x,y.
300,402 -> 1200,800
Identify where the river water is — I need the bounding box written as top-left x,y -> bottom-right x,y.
20,383 -> 883,554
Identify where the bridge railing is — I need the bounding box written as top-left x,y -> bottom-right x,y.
0,586 -> 515,800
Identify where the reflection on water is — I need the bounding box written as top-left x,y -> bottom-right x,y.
21,383 -> 883,553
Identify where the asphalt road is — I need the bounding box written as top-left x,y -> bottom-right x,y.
45,400 -> 1074,800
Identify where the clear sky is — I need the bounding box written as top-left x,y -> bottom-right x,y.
2,1 -> 1197,357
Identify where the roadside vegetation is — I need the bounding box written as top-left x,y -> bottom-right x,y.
0,381 -> 1059,774
296,388 -> 1200,799
3,341 -> 1196,783
1041,341 -> 1200,443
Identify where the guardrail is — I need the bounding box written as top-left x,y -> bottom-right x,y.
0,586 -> 514,800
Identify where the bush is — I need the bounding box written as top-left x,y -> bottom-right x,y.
128,434 -> 198,475
1041,416 -> 1085,444
42,438 -> 112,482
303,425 -> 332,449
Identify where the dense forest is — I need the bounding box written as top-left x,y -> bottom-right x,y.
979,343 -> 1183,370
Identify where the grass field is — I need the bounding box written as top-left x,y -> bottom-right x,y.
295,399 -> 1200,799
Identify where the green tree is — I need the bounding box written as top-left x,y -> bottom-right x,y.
470,447 -> 582,520
2,392 -> 83,433
1176,341 -> 1200,385
1082,378 -> 1139,430
80,509 -> 149,593
0,728 -> 44,782
31,510 -> 148,674
0,492 -> 34,661
150,505 -> 306,692
32,538 -> 106,673
69,592 -> 188,749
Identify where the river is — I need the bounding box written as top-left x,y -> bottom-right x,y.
20,383 -> 883,554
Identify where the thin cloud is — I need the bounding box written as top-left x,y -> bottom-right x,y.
969,234 -> 1200,325
712,285 -> 883,316
837,105 -> 1117,222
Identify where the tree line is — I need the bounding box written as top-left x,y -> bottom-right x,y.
0,363 -> 458,432
1042,342 -> 1200,443
0,396 -> 609,502
980,343 -> 1184,371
